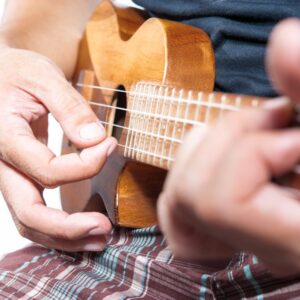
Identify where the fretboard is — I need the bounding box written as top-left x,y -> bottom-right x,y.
120,82 -> 267,170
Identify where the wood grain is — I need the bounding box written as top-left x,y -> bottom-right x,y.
60,0 -> 272,228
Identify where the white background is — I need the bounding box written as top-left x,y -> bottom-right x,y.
0,0 -> 137,258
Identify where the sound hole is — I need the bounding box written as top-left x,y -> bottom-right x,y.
111,85 -> 127,141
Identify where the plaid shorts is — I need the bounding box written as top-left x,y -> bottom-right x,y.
0,226 -> 299,299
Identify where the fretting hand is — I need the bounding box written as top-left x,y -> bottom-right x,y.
158,18 -> 300,274
0,46 -> 117,252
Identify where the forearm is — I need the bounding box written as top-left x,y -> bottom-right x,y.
0,0 -> 99,78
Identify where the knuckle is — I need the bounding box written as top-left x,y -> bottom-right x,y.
31,54 -> 59,75
58,226 -> 70,240
60,224 -> 78,241
35,169 -> 58,189
0,143 -> 12,163
176,183 -> 194,203
62,230 -> 77,241
60,94 -> 88,119
9,208 -> 33,239
0,132 -> 21,162
81,160 -> 102,179
221,111 -> 241,126
222,109 -> 254,128
14,207 -> 28,224
85,162 -> 101,178
195,190 -> 221,225
234,135 -> 259,162
16,223 -> 30,239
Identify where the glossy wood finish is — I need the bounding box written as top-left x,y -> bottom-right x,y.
86,1 -> 215,92
60,1 -> 273,228
121,83 -> 267,170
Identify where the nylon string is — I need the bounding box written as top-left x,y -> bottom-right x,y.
76,83 -> 259,162
77,83 -> 243,111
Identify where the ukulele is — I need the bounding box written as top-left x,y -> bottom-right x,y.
60,0 -> 300,228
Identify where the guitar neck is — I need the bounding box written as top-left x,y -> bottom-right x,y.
120,82 -> 268,170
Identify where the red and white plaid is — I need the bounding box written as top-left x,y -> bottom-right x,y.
0,226 -> 299,299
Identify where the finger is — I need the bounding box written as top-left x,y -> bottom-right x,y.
194,98 -> 292,163
163,99 -> 293,211
216,97 -> 292,133
228,184 -> 300,269
23,62 -> 106,148
0,161 -> 112,240
267,18 -> 300,102
2,116 -> 117,187
251,185 -> 300,274
25,230 -> 109,252
198,183 -> 300,274
172,99 -> 292,186
188,128 -> 300,235
202,99 -> 292,164
158,193 -> 236,261
211,129 -> 300,205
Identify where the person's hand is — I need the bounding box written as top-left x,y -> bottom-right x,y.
0,46 -> 117,252
158,18 -> 300,274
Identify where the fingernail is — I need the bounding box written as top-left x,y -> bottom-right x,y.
83,243 -> 107,252
107,140 -> 117,157
263,97 -> 290,109
79,122 -> 105,140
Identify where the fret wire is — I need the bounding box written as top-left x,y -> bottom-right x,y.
147,85 -> 160,163
117,143 -> 174,163
124,105 -> 129,156
181,90 -> 192,139
124,86 -> 132,157
194,92 -> 202,122
167,89 -> 183,164
132,83 -> 144,159
204,93 -> 213,124
153,86 -> 168,167
75,83 -> 269,168
235,95 -> 242,108
84,84 -> 267,165
125,82 -> 137,157
77,84 -> 268,167
78,83 -> 243,110
141,84 -> 155,162
160,87 -> 175,168
134,83 -> 147,161
133,83 -> 145,159
145,85 -> 157,163
251,98 -> 259,107
139,84 -> 152,161
219,94 -> 227,121
135,85 -> 149,160
124,86 -> 134,157
89,101 -> 211,127
99,120 -> 183,144
149,86 -> 163,164
177,89 -> 184,140
128,83 -> 142,159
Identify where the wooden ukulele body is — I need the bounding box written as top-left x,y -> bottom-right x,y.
60,0 -> 215,228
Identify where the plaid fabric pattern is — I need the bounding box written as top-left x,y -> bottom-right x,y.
0,226 -> 300,299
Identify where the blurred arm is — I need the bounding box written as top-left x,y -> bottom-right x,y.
0,0 -> 99,78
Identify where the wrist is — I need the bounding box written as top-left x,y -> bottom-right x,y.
0,24 -> 81,79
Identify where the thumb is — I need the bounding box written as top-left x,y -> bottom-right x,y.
30,73 -> 106,148
267,18 -> 300,103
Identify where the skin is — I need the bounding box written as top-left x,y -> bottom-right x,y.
159,19 -> 300,274
0,0 -> 118,252
1,1 -> 300,274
